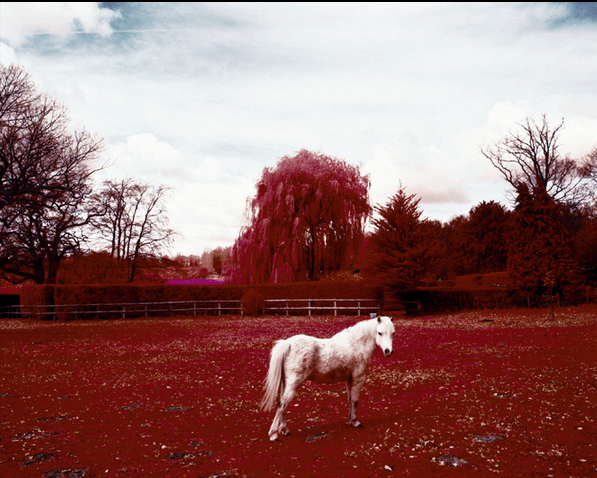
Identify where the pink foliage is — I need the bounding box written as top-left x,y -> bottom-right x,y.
231,150 -> 371,283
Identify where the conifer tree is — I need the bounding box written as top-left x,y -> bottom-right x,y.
363,187 -> 442,291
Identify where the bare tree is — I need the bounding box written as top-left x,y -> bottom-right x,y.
89,179 -> 177,282
582,145 -> 597,200
480,115 -> 590,205
0,64 -> 104,284
0,64 -> 94,211
90,178 -> 133,260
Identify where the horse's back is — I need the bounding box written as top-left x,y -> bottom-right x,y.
285,334 -> 321,360
285,333 -> 362,383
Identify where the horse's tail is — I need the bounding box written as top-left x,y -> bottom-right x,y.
261,339 -> 291,412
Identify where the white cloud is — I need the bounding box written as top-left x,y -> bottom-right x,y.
172,183 -> 251,253
561,116 -> 597,158
68,3 -> 120,37
171,160 -> 255,255
487,103 -> 529,131
0,41 -> 17,65
0,2 -> 120,47
365,141 -> 470,214
103,133 -> 185,184
192,157 -> 224,183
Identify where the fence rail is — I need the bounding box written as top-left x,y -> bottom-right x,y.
0,297 -> 403,320
0,300 -> 243,320
0,305 -> 21,319
263,298 -> 380,316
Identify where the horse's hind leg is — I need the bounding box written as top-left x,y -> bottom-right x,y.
268,378 -> 301,441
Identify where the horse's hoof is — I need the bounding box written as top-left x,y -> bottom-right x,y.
348,420 -> 362,428
281,429 -> 290,436
269,433 -> 279,442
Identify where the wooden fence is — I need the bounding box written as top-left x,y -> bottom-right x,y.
262,298 -> 380,316
3,300 -> 241,320
0,298 -> 401,320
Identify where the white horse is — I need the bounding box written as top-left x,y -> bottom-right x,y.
261,316 -> 395,441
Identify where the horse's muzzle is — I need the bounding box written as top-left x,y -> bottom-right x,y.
384,349 -> 393,357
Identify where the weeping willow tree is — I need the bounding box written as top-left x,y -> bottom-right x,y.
231,149 -> 371,283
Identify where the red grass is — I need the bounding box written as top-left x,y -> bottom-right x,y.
1,307 -> 596,477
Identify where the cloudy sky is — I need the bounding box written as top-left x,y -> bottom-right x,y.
2,3 -> 597,256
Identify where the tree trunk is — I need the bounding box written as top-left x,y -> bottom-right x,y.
32,258 -> 46,285
45,258 -> 60,284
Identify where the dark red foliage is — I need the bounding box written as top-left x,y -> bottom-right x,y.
231,149 -> 371,283
56,252 -> 130,284
508,184 -> 579,302
459,201 -> 510,274
363,187 -> 442,292
573,216 -> 597,285
438,202 -> 510,279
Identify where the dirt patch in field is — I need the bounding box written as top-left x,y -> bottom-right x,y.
1,306 -> 596,477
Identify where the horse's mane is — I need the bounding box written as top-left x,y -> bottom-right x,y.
341,317 -> 376,340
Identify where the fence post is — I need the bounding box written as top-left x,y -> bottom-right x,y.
218,302 -> 221,316
194,301 -> 197,316
122,305 -> 126,320
334,300 -> 337,317
286,301 -> 289,316
145,304 -> 148,318
308,300 -> 312,317
358,301 -> 361,316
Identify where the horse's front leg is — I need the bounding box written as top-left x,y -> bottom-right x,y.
345,376 -> 366,427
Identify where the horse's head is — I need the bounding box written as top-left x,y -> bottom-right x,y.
375,316 -> 395,357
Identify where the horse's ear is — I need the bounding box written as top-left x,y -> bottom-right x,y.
390,316 -> 394,322
377,316 -> 381,323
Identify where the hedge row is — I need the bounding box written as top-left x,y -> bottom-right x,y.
44,282 -> 381,305
52,284 -> 246,305
19,285 -> 55,319
16,281 -> 593,320
404,284 -> 592,313
402,289 -> 510,313
17,282 -> 382,319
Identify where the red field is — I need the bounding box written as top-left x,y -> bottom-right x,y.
1,307 -> 597,477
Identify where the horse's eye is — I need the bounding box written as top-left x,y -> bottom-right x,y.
378,332 -> 382,336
